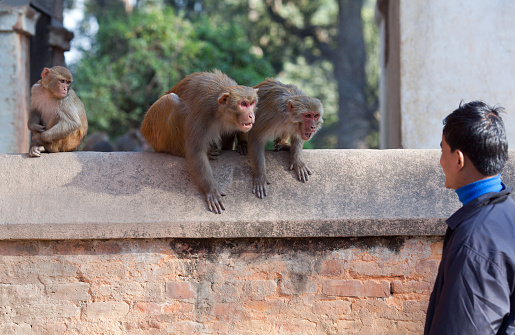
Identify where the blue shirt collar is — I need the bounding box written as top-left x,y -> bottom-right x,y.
455,174 -> 503,205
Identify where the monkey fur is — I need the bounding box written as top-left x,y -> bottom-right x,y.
140,70 -> 258,214
28,66 -> 88,157
247,78 -> 324,198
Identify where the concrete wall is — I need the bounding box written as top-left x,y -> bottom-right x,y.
377,0 -> 515,149
1,150 -> 514,334
0,4 -> 39,154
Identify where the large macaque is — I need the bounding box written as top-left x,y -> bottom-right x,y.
28,66 -> 88,157
140,70 -> 257,214
248,79 -> 323,198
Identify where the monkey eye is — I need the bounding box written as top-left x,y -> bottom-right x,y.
304,113 -> 312,118
240,101 -> 248,107
314,114 -> 320,119
59,79 -> 66,84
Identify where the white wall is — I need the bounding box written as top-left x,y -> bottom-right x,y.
380,0 -> 515,149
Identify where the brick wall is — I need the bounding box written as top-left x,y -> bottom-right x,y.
4,150 -> 509,334
0,236 -> 442,334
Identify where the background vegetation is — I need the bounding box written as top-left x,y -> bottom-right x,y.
66,0 -> 379,149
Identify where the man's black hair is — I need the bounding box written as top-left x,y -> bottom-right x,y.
443,100 -> 508,176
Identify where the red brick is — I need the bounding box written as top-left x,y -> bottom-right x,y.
391,280 -> 431,294
415,259 -> 439,279
243,280 -> 277,301
323,279 -> 390,298
165,281 -> 195,300
163,301 -> 194,314
276,319 -> 317,334
84,302 -> 129,320
167,321 -> 198,334
319,259 -> 346,276
134,302 -> 162,315
314,300 -> 352,316
213,302 -> 247,320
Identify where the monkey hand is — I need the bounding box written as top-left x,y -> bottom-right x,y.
31,132 -> 45,146
28,145 -> 44,158
28,124 -> 46,133
274,143 -> 291,152
252,175 -> 272,199
290,162 -> 312,183
205,189 -> 226,214
208,144 -> 222,160
235,142 -> 248,155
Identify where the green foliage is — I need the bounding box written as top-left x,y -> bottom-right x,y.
73,6 -> 274,137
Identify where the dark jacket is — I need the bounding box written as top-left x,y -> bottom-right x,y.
424,186 -> 515,334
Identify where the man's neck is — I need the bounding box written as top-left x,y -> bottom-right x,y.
455,174 -> 502,205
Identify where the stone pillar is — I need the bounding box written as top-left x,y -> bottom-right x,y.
30,0 -> 73,85
377,0 -> 515,149
0,3 -> 40,154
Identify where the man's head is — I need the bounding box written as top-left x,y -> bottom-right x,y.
440,101 -> 508,189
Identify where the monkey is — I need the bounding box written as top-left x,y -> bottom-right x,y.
82,132 -> 115,152
208,132 -> 249,158
27,66 -> 88,157
140,70 -> 257,214
115,129 -> 149,152
247,78 -> 323,198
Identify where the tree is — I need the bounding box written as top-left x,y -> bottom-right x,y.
164,0 -> 379,149
72,4 -> 274,138
258,0 -> 374,148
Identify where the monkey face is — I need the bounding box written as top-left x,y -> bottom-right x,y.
218,89 -> 257,133
53,79 -> 71,98
301,112 -> 322,140
41,67 -> 73,99
237,100 -> 256,132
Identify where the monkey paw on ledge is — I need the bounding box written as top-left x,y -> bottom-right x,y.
0,149 -> 488,241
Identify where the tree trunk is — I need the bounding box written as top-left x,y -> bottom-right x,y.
334,0 -> 369,148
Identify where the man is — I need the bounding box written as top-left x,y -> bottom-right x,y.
424,100 -> 515,334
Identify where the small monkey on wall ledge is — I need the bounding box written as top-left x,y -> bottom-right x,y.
27,66 -> 88,157
245,79 -> 324,198
140,70 -> 258,214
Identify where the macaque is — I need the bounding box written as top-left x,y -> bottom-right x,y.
247,78 -> 323,198
140,70 -> 257,214
82,132 -> 115,152
209,132 -> 249,158
115,129 -> 148,152
28,66 -> 88,157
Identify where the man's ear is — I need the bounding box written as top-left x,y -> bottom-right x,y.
456,150 -> 465,170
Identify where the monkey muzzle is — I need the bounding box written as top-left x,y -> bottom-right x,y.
241,122 -> 254,131
303,132 -> 314,140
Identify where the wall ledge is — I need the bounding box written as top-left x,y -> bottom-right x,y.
2,149 -> 512,240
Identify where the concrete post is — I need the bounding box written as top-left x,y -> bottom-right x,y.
377,0 -> 515,149
0,3 -> 40,153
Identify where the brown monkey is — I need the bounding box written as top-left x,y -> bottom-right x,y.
115,129 -> 149,152
82,132 -> 115,152
247,78 -> 323,198
209,132 -> 249,157
28,66 -> 88,157
140,70 -> 257,214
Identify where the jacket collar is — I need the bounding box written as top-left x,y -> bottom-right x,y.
446,183 -> 512,230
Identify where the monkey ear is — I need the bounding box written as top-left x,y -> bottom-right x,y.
218,93 -> 230,105
41,68 -> 51,79
254,88 -> 259,94
287,100 -> 295,113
